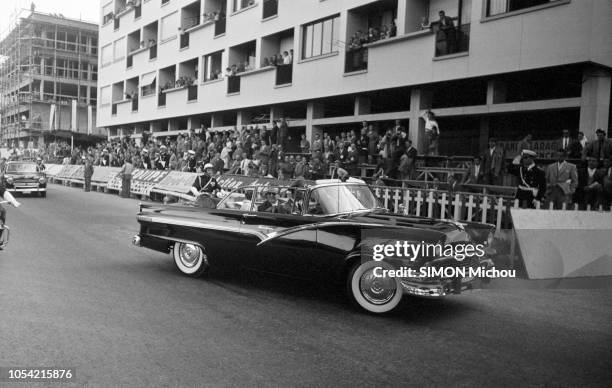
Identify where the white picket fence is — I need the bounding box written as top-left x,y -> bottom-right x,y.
371,186 -> 610,234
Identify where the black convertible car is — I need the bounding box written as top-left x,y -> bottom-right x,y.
2,161 -> 47,197
133,179 -> 495,314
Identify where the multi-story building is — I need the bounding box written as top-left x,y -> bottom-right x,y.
0,11 -> 102,148
98,0 -> 611,156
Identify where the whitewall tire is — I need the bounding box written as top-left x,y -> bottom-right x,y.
347,260 -> 403,314
173,242 -> 209,277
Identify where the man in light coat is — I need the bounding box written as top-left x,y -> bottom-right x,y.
545,149 -> 578,209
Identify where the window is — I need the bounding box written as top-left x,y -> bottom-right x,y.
161,12 -> 178,41
102,1 -> 114,24
203,51 -> 223,82
101,43 -> 112,65
486,0 -> 558,16
100,85 -> 111,105
141,71 -> 157,96
233,0 -> 255,13
113,37 -> 126,60
301,15 -> 339,59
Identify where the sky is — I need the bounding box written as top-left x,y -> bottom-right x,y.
1,0 -> 100,38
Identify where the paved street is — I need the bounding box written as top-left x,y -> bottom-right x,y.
0,184 -> 610,387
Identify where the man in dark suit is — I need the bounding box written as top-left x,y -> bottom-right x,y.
463,156 -> 485,185
583,129 -> 612,163
398,140 -> 417,180
483,138 -> 504,185
509,150 -> 546,208
575,156 -> 606,209
558,129 -> 582,160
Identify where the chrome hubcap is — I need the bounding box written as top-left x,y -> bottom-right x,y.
179,244 -> 203,268
360,269 -> 396,305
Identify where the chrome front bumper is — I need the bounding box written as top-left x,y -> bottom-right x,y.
9,187 -> 46,193
400,277 -> 478,299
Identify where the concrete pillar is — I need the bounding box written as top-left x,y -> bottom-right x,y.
237,110 -> 249,126
211,112 -> 224,128
408,88 -> 433,154
396,0 -> 407,36
354,96 -> 371,116
305,102 -> 324,142
479,117 -> 489,155
579,67 -> 611,139
487,79 -> 507,105
270,106 -> 284,122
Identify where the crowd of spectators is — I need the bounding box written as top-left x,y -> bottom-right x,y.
347,22 -> 397,50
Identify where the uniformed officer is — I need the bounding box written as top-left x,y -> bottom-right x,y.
155,145 -> 171,170
190,163 -> 219,197
509,149 -> 546,208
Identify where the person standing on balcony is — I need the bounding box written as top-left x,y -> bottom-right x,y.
437,10 -> 456,55
421,110 -> 439,156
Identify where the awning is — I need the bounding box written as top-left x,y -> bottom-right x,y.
141,72 -> 157,86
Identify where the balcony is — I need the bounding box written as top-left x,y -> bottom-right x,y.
215,17 -> 226,36
112,103 -> 118,115
434,23 -> 470,57
114,17 -> 120,30
227,76 -> 240,94
127,54 -> 133,68
345,48 -> 368,73
132,97 -> 139,112
134,3 -> 142,18
158,92 -> 166,107
262,0 -> 277,19
180,33 -> 190,49
275,64 -> 292,86
149,44 -> 157,60
187,85 -> 198,101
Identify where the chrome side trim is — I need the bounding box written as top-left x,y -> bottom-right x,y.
138,215 -> 268,240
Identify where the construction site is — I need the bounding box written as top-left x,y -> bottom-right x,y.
0,7 -> 103,150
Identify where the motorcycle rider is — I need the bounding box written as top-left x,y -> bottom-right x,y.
0,187 -> 21,247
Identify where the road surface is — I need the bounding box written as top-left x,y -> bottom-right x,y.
1,184 -> 610,386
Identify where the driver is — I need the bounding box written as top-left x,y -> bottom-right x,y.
36,157 -> 46,172
190,162 -> 219,197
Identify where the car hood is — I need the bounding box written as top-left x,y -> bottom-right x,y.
348,212 -> 495,243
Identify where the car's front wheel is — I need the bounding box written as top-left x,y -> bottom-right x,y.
347,260 -> 403,314
173,242 -> 209,277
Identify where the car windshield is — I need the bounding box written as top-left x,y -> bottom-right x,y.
6,163 -> 37,173
307,184 -> 380,215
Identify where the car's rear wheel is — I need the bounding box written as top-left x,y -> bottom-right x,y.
173,242 -> 209,277
347,260 -> 402,314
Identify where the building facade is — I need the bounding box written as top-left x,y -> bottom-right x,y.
98,0 -> 612,156
0,11 -> 102,148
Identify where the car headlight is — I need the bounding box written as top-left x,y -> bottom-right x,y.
39,177 -> 46,184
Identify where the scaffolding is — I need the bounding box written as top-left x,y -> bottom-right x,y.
0,9 -> 98,147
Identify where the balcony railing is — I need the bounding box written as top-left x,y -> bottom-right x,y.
158,92 -> 166,107
187,85 -> 198,101
214,17 -> 226,36
345,47 -> 368,73
262,0 -> 278,19
275,64 -> 292,86
131,97 -> 139,112
435,23 -> 470,57
126,54 -> 133,68
149,44 -> 157,60
180,33 -> 189,49
227,76 -> 240,94
111,103 -> 118,115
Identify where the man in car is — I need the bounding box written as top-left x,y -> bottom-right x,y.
190,162 -> 219,197
258,190 -> 278,212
